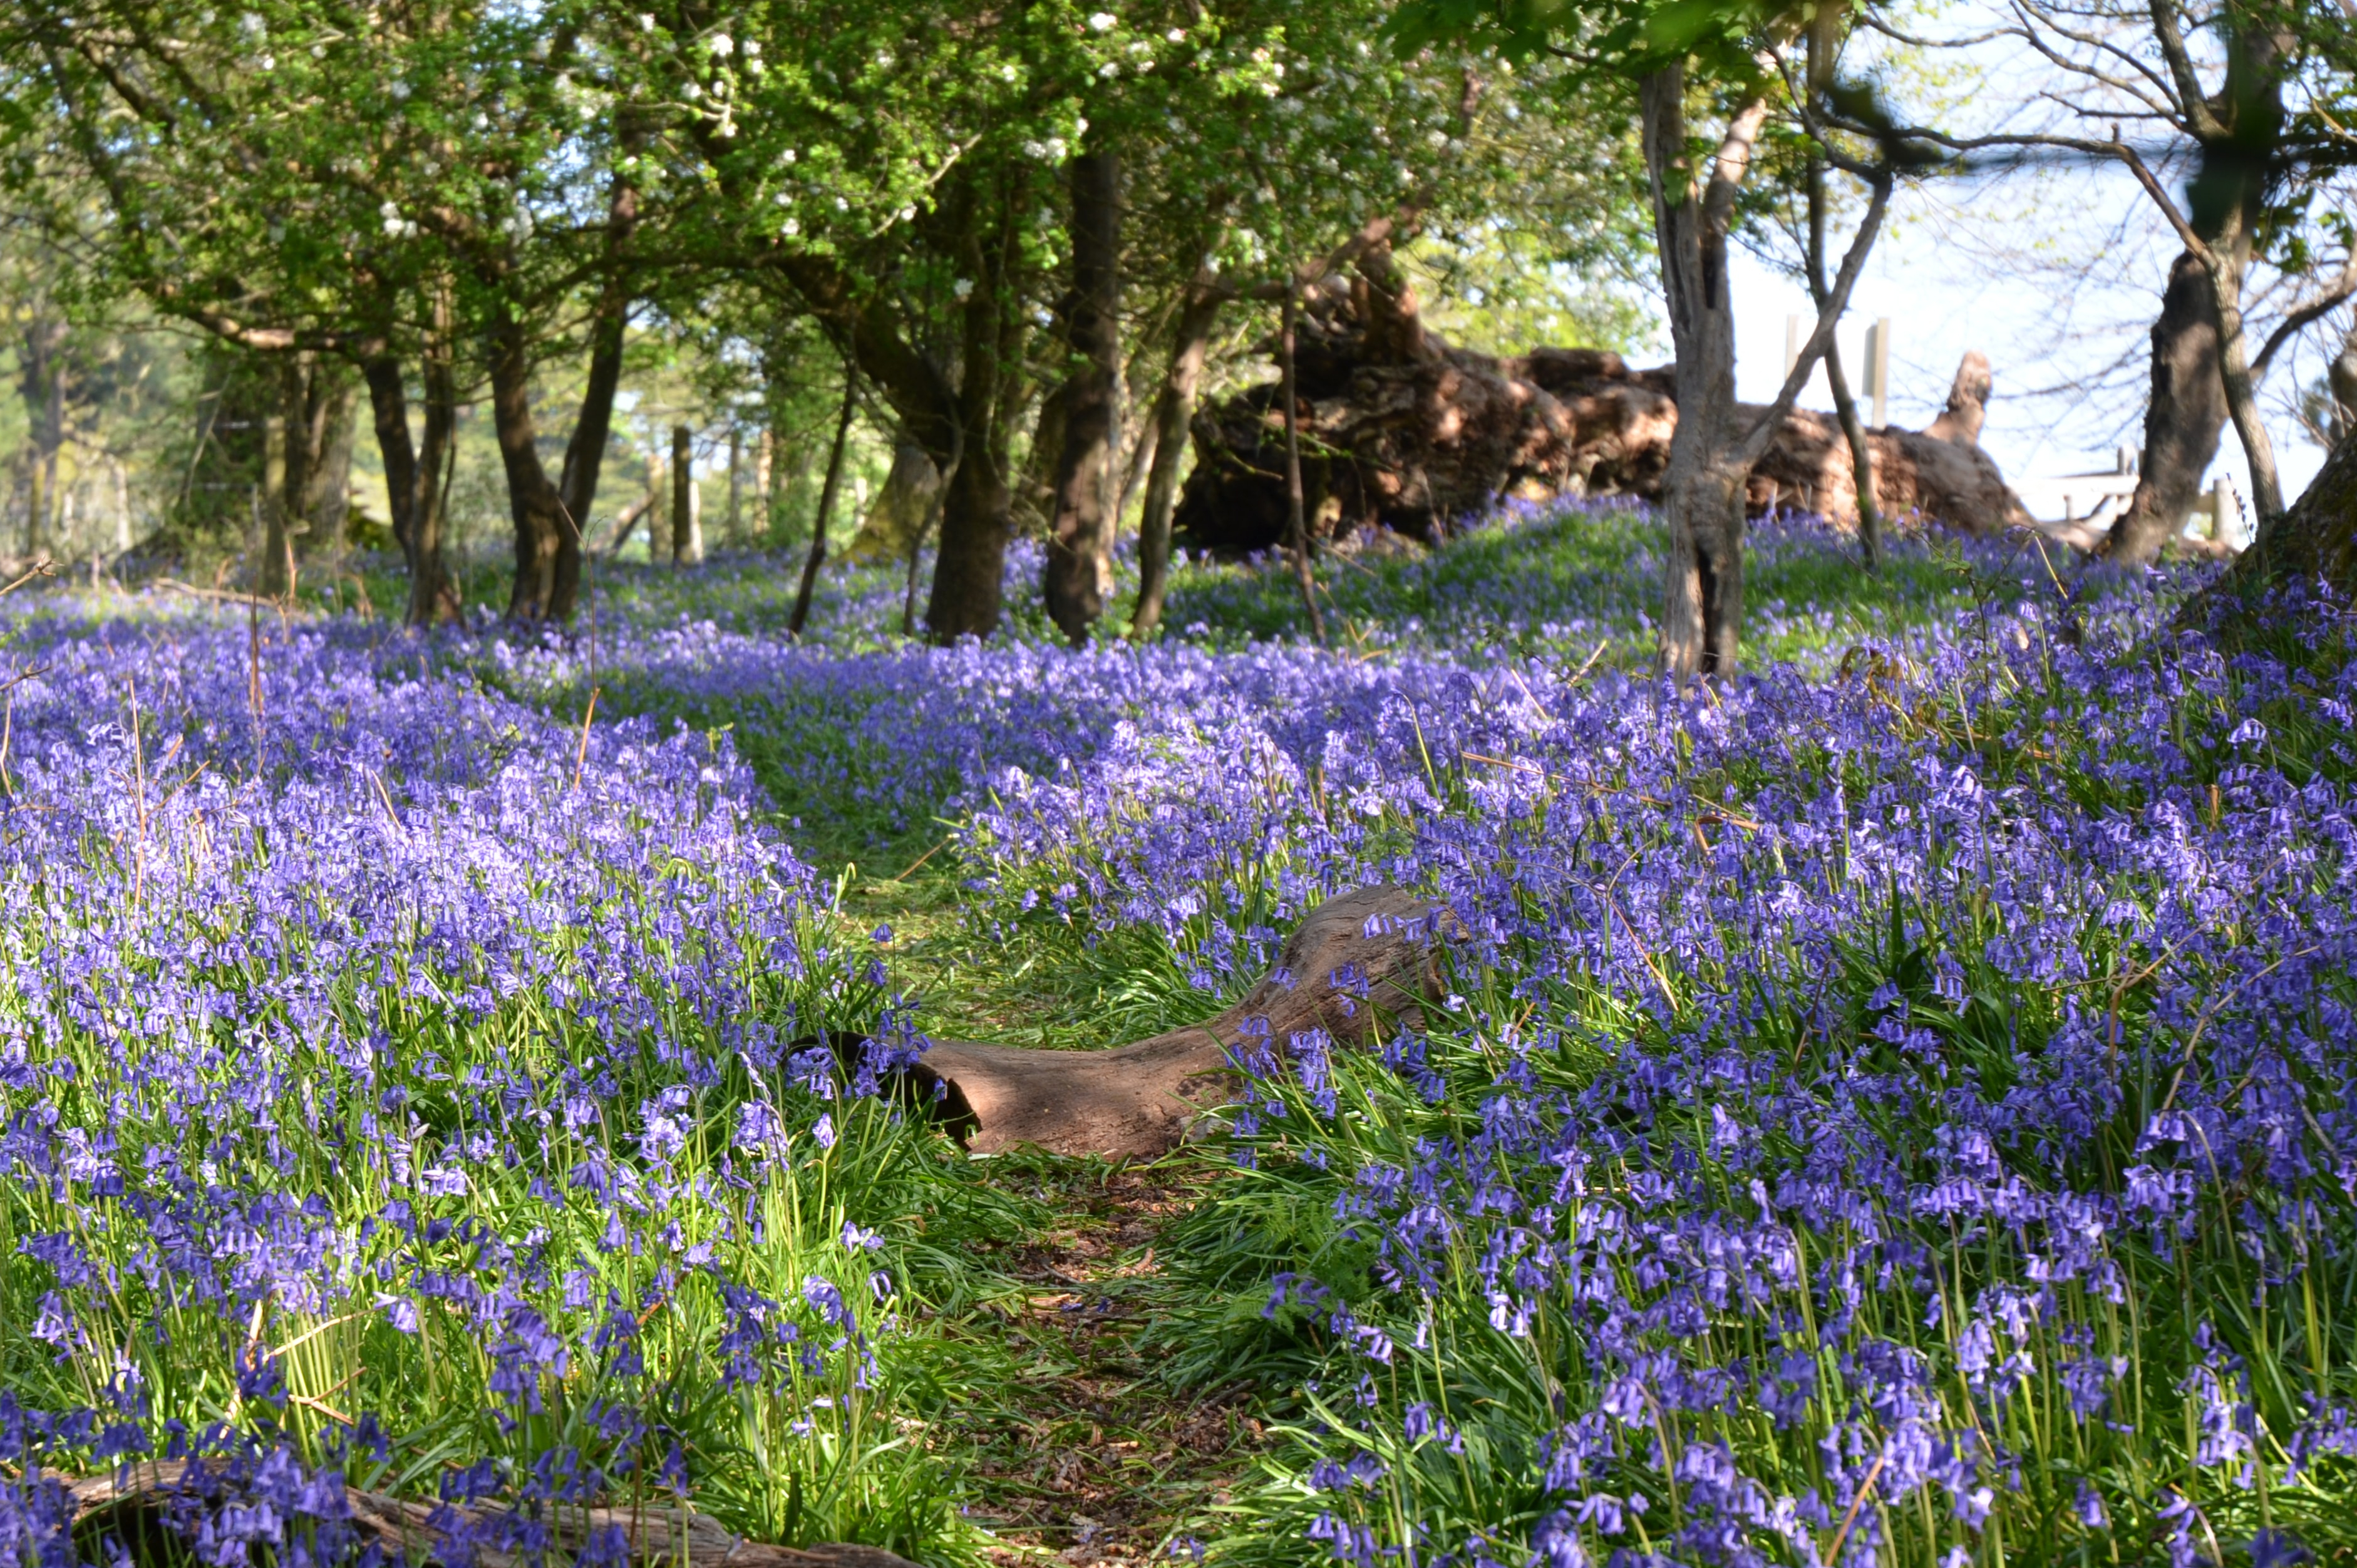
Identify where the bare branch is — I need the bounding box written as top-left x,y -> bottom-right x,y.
1736,173 -> 1895,469
2252,257 -> 2357,373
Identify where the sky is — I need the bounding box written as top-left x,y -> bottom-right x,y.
1721,162 -> 2333,522
1693,11 -> 2348,526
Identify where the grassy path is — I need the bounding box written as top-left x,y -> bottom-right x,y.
830,853 -> 1267,1566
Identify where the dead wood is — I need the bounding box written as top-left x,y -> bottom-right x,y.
44,1459 -> 919,1568
914,885 -> 1450,1160
1172,274 -> 2035,554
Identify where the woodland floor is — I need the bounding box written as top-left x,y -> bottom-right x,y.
837,855 -> 1266,1566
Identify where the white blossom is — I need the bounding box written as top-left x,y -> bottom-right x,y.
708,31 -> 732,55
1087,11 -> 1116,31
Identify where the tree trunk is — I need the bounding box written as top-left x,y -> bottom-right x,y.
2186,428 -> 2357,637
1644,65 -> 1756,681
264,357 -> 306,597
1131,282 -> 1220,637
755,426 -> 775,540
554,294 -> 629,596
1043,148 -> 1123,644
2103,252 -> 2227,564
923,185 -> 1023,643
488,309 -> 570,621
1278,289 -> 1329,644
361,355 -> 460,624
2108,19 -> 2289,560
790,366 -> 859,638
1808,155 -> 1880,570
725,425 -> 741,544
671,424 -> 702,566
18,313 -> 64,560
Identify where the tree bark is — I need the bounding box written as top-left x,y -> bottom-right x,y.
725,425 -> 741,544
790,366 -> 859,638
1642,65 -> 1885,679
361,355 -> 460,624
2104,16 -> 2289,561
2103,252 -> 2228,564
488,309 -> 570,622
18,312 -> 64,560
922,183 -> 1023,642
671,423 -> 702,566
2186,427 -> 2357,637
1807,155 -> 1880,570
1130,281 -> 1220,638
1644,66 -> 1759,681
1044,147 -> 1125,644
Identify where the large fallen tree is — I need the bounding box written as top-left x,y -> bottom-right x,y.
1172,262 -> 2035,555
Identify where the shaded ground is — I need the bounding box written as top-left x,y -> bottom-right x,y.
837,858 -> 1268,1565
952,1162 -> 1264,1565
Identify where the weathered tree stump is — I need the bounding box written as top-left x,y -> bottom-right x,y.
915,886 -> 1450,1160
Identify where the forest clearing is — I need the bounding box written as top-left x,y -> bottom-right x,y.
4,0 -> 2357,1564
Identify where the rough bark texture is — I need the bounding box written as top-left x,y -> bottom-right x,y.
360,356 -> 459,624
844,442 -> 943,562
488,311 -> 572,622
2188,430 -> 2357,636
915,886 -> 1450,1160
2103,253 -> 2229,565
1043,147 -> 1123,644
1921,352 -> 1991,446
671,423 -> 702,566
51,1460 -> 917,1568
921,182 -> 1023,642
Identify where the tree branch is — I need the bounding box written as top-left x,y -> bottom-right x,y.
1736,171 -> 1894,470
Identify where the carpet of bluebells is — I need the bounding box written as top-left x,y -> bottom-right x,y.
6,500 -> 2357,1568
0,601 -> 969,1564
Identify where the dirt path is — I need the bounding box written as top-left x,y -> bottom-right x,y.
948,1163 -> 1267,1565
835,859 -> 1268,1564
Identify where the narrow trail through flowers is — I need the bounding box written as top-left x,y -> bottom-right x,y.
835,860 -> 1267,1566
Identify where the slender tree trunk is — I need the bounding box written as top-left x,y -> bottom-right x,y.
23,452 -> 43,561
361,355 -> 459,625
1807,155 -> 1880,569
2103,253 -> 2227,564
264,357 -> 306,598
790,366 -> 859,638
488,309 -> 569,621
1131,282 -> 1220,638
1279,289 -> 1328,646
724,425 -> 741,544
1643,66 -> 1756,681
19,316 -> 63,560
554,297 -> 629,598
671,424 -> 703,565
1044,147 -> 1125,644
755,426 -> 775,540
2202,230 -> 2282,522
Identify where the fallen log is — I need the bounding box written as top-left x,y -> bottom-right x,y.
915,885 -> 1450,1160
1172,257 -> 2036,554
41,1459 -> 919,1568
